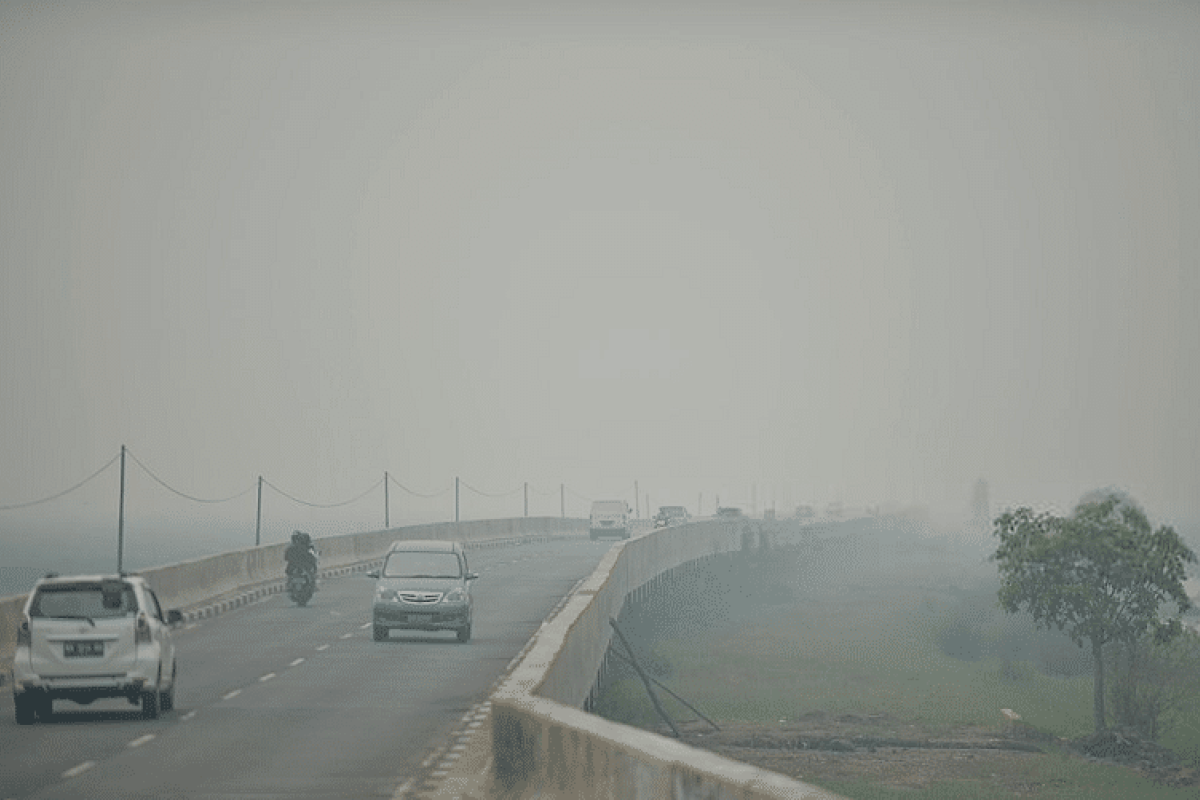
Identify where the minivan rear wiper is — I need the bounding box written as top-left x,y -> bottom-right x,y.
47,614 -> 96,626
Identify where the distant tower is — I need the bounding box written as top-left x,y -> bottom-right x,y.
972,479 -> 990,526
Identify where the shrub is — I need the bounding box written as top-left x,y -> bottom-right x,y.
1109,630 -> 1200,740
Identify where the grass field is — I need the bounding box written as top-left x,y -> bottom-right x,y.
595,530 -> 1200,799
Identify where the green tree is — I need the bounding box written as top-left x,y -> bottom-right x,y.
991,491 -> 1196,732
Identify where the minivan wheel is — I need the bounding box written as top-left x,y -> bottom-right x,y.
373,625 -> 388,642
142,688 -> 160,720
456,623 -> 472,643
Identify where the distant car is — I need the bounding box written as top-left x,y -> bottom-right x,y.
368,540 -> 477,643
793,505 -> 815,519
653,506 -> 690,528
715,507 -> 744,518
11,573 -> 183,724
590,500 -> 632,540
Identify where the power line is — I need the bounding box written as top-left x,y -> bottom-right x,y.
0,453 -> 121,511
459,479 -> 521,498
263,477 -> 383,509
386,473 -> 452,499
564,486 -> 594,504
126,448 -> 256,504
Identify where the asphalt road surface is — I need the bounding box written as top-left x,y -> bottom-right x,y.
0,536 -> 612,800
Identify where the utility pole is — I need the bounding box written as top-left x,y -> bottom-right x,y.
634,480 -> 639,518
384,471 -> 390,529
117,445 -> 126,573
255,476 -> 263,546
560,483 -> 564,518
455,476 -> 460,522
524,482 -> 528,517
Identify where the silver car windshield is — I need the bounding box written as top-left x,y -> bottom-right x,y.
29,582 -> 139,619
382,552 -> 461,579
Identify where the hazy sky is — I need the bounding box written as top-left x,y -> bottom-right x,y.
1,2 -> 1197,541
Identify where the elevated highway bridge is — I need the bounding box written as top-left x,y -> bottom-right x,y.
0,516 -> 848,800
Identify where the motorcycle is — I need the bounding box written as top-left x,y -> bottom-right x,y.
287,568 -> 316,606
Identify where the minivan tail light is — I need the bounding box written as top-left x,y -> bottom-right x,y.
17,619 -> 31,647
136,614 -> 152,643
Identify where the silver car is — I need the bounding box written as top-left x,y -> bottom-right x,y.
11,573 -> 182,723
369,540 -> 477,643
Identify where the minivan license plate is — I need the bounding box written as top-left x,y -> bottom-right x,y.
64,641 -> 104,658
407,614 -> 432,624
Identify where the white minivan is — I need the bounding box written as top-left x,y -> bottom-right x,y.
11,573 -> 182,723
589,500 -> 632,540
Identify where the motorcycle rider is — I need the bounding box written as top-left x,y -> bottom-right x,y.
284,530 -> 318,588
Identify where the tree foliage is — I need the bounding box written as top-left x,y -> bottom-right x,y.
991,491 -> 1196,732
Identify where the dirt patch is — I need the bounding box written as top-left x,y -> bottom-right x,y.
655,714 -> 1198,796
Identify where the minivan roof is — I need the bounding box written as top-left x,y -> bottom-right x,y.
386,539 -> 463,553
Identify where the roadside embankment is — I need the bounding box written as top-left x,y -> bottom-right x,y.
484,517 -> 849,800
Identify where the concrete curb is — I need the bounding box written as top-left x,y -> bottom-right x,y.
177,559 -> 382,622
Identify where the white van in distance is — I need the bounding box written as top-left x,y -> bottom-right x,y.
589,500 -> 631,540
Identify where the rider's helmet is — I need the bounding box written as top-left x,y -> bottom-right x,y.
292,530 -> 305,545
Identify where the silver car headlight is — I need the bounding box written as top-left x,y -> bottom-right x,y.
442,588 -> 466,604
377,588 -> 394,600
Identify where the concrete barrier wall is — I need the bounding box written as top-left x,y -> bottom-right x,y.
492,518 -> 848,799
1,516 -> 585,686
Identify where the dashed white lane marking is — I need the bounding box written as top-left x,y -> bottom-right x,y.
182,711 -> 196,721
222,689 -> 242,700
390,777 -> 414,799
316,644 -> 330,651
129,734 -> 155,748
359,622 -> 371,629
259,673 -> 276,683
62,761 -> 96,778
340,632 -> 353,639
289,657 -> 305,667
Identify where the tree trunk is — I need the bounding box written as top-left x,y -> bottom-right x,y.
1092,638 -> 1106,732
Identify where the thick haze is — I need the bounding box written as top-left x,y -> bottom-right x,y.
1,3 -> 1198,563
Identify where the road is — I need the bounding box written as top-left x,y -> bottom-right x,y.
0,536 -> 611,800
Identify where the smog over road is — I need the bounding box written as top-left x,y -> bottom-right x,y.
1,2 -> 1198,579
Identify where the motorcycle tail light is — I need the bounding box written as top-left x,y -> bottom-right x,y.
17,619 -> 31,646
136,614 -> 152,643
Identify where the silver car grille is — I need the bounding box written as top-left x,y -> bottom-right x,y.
398,591 -> 442,604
